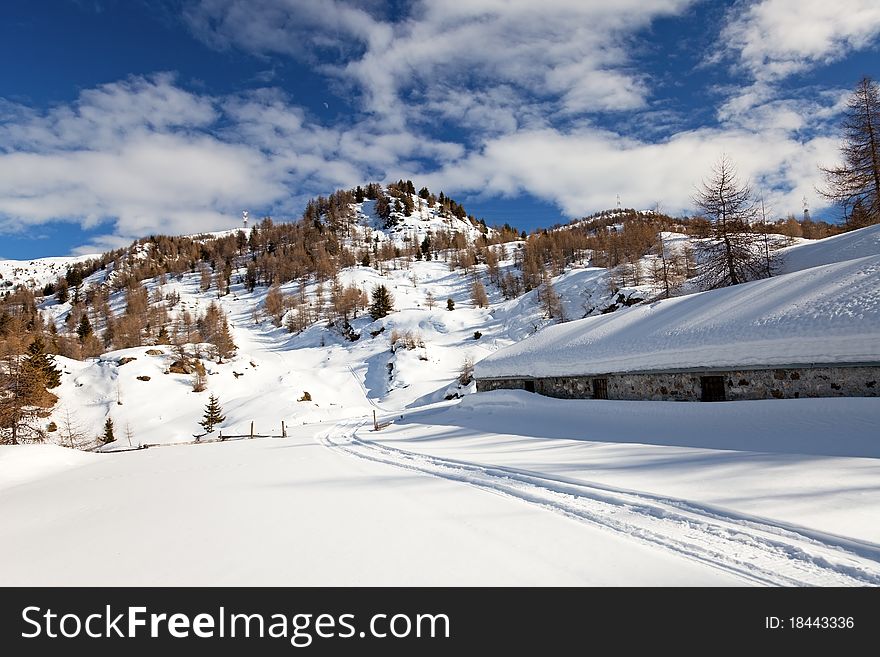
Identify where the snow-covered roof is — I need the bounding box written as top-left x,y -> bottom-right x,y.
777,223 -> 880,274
476,254 -> 880,379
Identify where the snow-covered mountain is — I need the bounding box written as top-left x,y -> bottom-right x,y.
21,210 -> 876,451
2,192 -> 879,587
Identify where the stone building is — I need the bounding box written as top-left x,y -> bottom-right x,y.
475,254 -> 880,402
476,363 -> 880,402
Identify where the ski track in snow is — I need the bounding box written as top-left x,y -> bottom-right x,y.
318,417 -> 880,587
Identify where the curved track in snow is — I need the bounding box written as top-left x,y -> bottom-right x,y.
318,417 -> 880,587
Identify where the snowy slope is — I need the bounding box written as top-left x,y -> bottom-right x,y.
6,197 -> 880,587
0,426 -> 744,586
352,195 -> 490,248
357,390 -> 880,585
41,256 -> 504,450
476,255 -> 880,378
0,444 -> 94,491
0,254 -> 100,290
777,223 -> 880,274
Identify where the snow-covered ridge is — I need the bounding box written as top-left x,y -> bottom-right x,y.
476,254 -> 880,379
350,195 -> 491,249
0,254 -> 100,290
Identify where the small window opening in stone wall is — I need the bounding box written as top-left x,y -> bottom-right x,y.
524,380 -> 536,393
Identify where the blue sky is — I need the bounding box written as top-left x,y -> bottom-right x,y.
1,0 -> 879,258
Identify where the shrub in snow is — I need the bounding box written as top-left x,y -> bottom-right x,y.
390,329 -> 424,352
459,357 -> 474,386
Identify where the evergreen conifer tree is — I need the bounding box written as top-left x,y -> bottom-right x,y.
369,285 -> 394,320
76,315 -> 92,342
200,394 -> 226,433
102,416 -> 116,444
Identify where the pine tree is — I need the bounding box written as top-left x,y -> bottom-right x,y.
199,265 -> 212,292
76,315 -> 92,342
102,416 -> 116,444
458,356 -> 474,386
200,394 -> 226,433
375,195 -> 392,226
55,279 -> 69,304
369,285 -> 394,320
26,336 -> 61,389
820,76 -> 880,227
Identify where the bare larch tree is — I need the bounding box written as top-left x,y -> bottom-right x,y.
820,76 -> 880,227
693,156 -> 765,288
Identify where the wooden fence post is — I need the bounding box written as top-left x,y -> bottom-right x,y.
250,421 -> 254,439
282,420 -> 286,438
373,410 -> 378,431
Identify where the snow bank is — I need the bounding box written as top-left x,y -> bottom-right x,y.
476,255 -> 880,378
0,444 -> 95,491
371,390 -> 880,553
454,389 -> 880,458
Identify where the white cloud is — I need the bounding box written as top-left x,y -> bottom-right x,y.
415,115 -> 840,222
0,69 -> 851,251
184,0 -> 695,124
0,73 -> 217,152
1,1 -> 865,252
0,77 -> 312,248
721,0 -> 880,82
0,75 -> 467,251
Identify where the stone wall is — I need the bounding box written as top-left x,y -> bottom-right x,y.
476,365 -> 880,401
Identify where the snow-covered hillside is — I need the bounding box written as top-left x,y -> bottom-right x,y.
353,196 -> 491,248
0,253 -> 100,291
22,219 -> 880,448
2,195 -> 879,587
